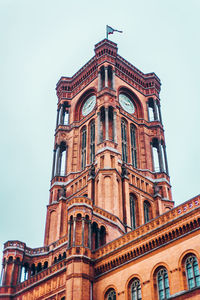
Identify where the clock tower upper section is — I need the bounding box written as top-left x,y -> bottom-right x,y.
44,39 -> 173,247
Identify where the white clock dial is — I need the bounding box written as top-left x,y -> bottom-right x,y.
82,95 -> 96,116
119,93 -> 135,114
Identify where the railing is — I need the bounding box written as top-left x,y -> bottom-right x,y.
15,260 -> 66,292
94,195 -> 200,259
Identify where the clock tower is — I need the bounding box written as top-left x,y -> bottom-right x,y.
1,39 -> 199,300
44,38 -> 172,249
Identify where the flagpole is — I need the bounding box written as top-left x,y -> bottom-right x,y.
106,25 -> 108,39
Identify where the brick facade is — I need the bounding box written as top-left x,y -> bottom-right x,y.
0,39 -> 199,300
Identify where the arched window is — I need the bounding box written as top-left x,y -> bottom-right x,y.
185,255 -> 200,289
157,268 -> 170,299
100,226 -> 106,246
43,261 -> 48,269
147,98 -> 158,122
81,126 -> 87,170
130,125 -> 137,168
91,222 -> 99,250
60,143 -> 67,176
90,120 -> 95,163
20,263 -> 29,282
100,66 -> 105,89
144,201 -> 150,223
121,119 -> 127,163
63,109 -> 69,125
58,104 -> 70,126
106,289 -> 116,300
151,138 -> 165,173
30,264 -> 35,277
131,278 -> 142,300
54,142 -> 67,177
130,194 -> 136,230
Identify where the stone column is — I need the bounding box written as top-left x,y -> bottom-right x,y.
105,107 -> 109,140
98,71 -> 101,92
51,149 -> 56,179
153,99 -> 158,120
73,217 -> 76,247
112,69 -> 115,90
105,66 -> 108,88
97,112 -> 101,144
158,103 -> 163,124
88,220 -> 91,249
158,141 -> 164,172
59,104 -> 64,125
97,228 -> 100,248
150,142 -> 155,172
82,217 -> 85,247
67,221 -> 72,248
0,265 -> 4,286
55,146 -> 61,176
113,111 -> 117,143
147,102 -> 150,121
56,108 -> 59,128
163,144 -> 169,175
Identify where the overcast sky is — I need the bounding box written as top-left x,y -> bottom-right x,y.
0,0 -> 199,262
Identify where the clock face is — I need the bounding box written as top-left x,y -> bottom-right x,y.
119,93 -> 135,114
82,95 -> 96,116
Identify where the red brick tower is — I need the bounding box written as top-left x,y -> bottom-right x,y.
2,39 -> 199,300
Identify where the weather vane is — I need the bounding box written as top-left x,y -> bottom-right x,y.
106,25 -> 123,39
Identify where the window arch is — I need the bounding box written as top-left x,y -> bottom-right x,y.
143,201 -> 151,223
156,268 -> 170,299
185,255 -> 200,289
130,125 -> 137,168
121,119 -> 127,163
90,120 -> 95,163
105,288 -> 116,300
130,194 -> 137,230
81,126 -> 87,170
130,278 -> 142,300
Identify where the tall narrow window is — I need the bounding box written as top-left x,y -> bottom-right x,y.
151,138 -> 165,173
90,121 -> 95,163
147,98 -> 158,121
186,256 -> 200,289
131,278 -> 142,300
130,125 -> 137,168
55,142 -> 67,176
130,194 -> 136,230
64,109 -> 69,125
60,148 -> 67,176
144,201 -> 150,223
157,268 -> 170,299
81,126 -> 87,170
121,119 -> 127,163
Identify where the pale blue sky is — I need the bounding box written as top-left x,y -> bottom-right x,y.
0,0 -> 199,261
